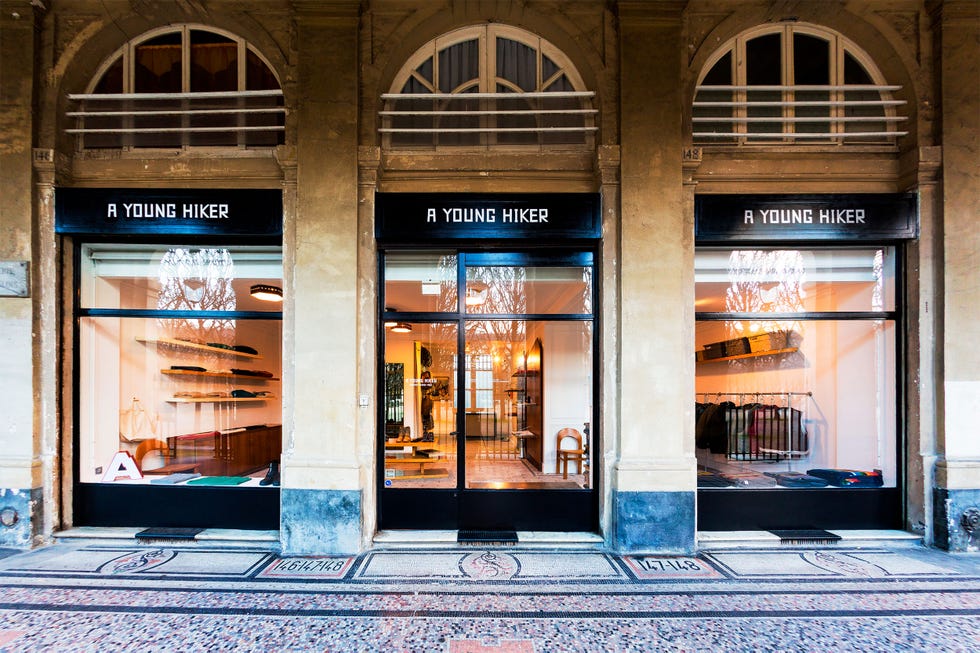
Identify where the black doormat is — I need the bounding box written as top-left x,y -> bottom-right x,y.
769,529 -> 841,545
458,530 -> 518,544
135,527 -> 204,541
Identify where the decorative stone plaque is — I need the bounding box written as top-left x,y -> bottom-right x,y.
0,261 -> 29,297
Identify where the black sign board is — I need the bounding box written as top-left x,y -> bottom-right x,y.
696,194 -> 917,242
376,193 -> 601,242
55,188 -> 282,237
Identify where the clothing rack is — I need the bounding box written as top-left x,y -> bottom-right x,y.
695,392 -> 811,461
695,391 -> 812,400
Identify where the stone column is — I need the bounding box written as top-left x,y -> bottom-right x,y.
614,2 -> 696,554
597,144 -> 621,544
280,2 -> 363,555
0,2 -> 44,548
934,0 -> 980,552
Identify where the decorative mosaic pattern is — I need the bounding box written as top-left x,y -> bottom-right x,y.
0,544 -> 977,651
704,549 -> 961,579
353,550 -> 627,583
0,546 -> 274,580
621,555 -> 724,579
256,556 -> 355,580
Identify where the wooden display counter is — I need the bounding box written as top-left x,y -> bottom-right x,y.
158,425 -> 281,477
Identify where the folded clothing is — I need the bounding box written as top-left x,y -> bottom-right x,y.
150,472 -> 201,485
764,471 -> 829,488
806,468 -> 883,488
186,476 -> 250,486
697,470 -> 736,488
170,365 -> 207,372
232,345 -> 258,355
231,389 -> 257,398
207,342 -> 234,350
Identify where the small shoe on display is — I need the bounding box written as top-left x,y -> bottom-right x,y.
259,461 -> 280,486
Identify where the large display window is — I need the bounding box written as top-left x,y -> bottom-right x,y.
77,244 -> 283,489
695,247 -> 898,492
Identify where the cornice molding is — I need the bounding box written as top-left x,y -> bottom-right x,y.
618,0 -> 686,26
292,0 -> 360,21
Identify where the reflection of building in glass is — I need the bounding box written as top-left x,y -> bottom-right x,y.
157,248 -> 236,342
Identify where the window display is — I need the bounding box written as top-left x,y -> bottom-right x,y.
78,244 -> 283,487
694,247 -> 897,490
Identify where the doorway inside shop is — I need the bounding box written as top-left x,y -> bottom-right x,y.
378,250 -> 599,533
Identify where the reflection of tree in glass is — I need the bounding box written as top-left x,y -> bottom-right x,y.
580,267 -> 593,314
157,248 -> 236,343
469,266 -> 527,315
432,254 -> 459,314
464,267 -> 529,373
725,250 -> 804,337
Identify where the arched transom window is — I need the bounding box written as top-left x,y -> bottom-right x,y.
67,25 -> 284,149
693,24 -> 907,145
381,25 -> 596,148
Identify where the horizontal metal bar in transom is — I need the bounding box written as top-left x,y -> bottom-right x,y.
695,84 -> 902,92
692,115 -> 907,123
693,100 -> 906,107
381,91 -> 595,99
379,109 -> 597,116
693,130 -> 908,138
378,126 -> 599,133
66,108 -> 287,117
68,90 -> 284,100
65,125 -> 286,134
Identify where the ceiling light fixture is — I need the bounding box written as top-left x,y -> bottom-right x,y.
384,307 -> 398,328
391,322 -> 413,333
250,283 -> 283,302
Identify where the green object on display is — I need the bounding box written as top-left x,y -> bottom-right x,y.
186,476 -> 250,486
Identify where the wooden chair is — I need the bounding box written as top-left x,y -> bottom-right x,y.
133,438 -> 170,472
556,428 -> 586,479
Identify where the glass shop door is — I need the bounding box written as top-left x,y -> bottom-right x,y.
379,251 -> 598,533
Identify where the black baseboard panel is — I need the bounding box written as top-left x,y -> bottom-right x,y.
75,484 -> 280,530
698,488 -> 902,531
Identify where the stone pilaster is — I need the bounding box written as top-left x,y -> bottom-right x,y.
280,2 -> 364,555
933,0 -> 980,552
615,2 -> 696,554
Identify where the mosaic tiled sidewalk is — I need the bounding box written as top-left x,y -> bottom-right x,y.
0,544 -> 978,652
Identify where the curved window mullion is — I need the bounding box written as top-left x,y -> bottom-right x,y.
69,24 -> 283,150
693,23 -> 907,146
383,24 -> 593,149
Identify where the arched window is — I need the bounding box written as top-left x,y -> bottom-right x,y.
67,25 -> 284,149
381,25 -> 596,149
692,24 -> 907,145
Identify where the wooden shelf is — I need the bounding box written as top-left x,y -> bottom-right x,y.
161,369 -> 279,380
166,396 -> 275,404
696,347 -> 798,364
137,337 -> 262,359
383,468 -> 449,480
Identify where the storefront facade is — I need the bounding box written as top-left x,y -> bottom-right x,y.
1,1 -> 977,554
